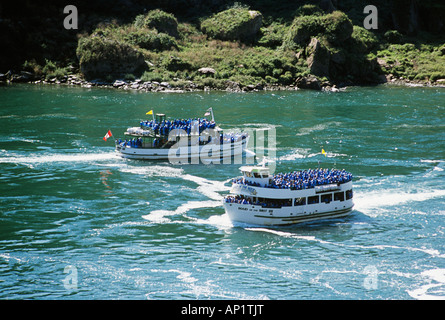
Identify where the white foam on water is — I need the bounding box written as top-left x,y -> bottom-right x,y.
181,174 -> 229,201
296,121 -> 342,136
244,228 -> 445,258
354,188 -> 445,216
118,165 -> 184,178
120,164 -> 230,224
244,228 -> 325,243
408,268 -> 445,300
142,200 -> 221,223
149,268 -> 221,299
278,149 -> 307,161
0,152 -> 118,165
420,159 -> 443,163
192,213 -> 234,230
278,148 -> 347,161
150,269 -> 198,284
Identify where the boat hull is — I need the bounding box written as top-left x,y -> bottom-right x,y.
223,202 -> 353,226
224,180 -> 354,226
115,138 -> 248,161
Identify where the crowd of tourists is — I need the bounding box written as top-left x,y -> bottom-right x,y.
116,132 -> 247,148
140,118 -> 217,136
224,195 -> 292,208
232,168 -> 353,190
116,138 -> 144,148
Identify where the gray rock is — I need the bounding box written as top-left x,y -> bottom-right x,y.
198,67 -> 216,74
225,80 -> 241,92
113,80 -> 127,87
295,75 -> 322,91
306,38 -> 330,78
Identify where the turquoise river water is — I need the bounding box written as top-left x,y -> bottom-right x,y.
0,84 -> 444,299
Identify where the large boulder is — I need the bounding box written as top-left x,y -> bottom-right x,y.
306,38 -> 330,78
201,8 -> 262,42
76,35 -> 147,79
295,75 -> 322,90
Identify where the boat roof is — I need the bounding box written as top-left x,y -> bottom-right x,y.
239,166 -> 270,173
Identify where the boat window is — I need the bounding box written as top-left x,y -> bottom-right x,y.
346,189 -> 353,200
294,197 -> 306,206
334,191 -> 345,201
321,193 -> 332,204
308,195 -> 319,205
262,174 -> 268,178
256,197 -> 292,208
244,172 -> 252,178
254,172 -> 261,178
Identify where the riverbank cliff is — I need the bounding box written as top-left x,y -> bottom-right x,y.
1,1 -> 444,91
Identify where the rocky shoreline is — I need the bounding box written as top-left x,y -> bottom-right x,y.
1,71 -> 444,93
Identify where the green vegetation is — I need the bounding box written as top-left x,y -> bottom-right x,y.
283,10 -> 353,49
5,2 -> 445,88
133,9 -> 179,38
376,43 -> 445,81
200,7 -> 262,42
76,33 -> 146,79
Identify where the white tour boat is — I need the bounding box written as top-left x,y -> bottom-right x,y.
115,109 -> 249,162
223,165 -> 354,226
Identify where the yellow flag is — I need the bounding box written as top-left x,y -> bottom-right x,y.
322,149 -> 327,156
146,110 -> 153,115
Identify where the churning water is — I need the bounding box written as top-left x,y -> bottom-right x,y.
0,84 -> 444,299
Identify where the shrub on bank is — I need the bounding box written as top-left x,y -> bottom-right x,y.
283,10 -> 353,49
350,26 -> 379,53
200,7 -> 262,42
258,22 -> 289,48
134,9 -> 179,38
76,35 -> 146,79
376,42 -> 445,81
384,30 -> 403,44
124,29 -> 177,51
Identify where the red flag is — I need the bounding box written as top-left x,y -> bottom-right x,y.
103,130 -> 112,141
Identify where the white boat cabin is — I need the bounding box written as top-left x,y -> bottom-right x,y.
239,166 -> 271,187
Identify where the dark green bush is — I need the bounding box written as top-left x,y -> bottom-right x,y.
160,55 -> 192,71
430,71 -> 445,81
384,30 -> 403,44
258,22 -> 289,48
134,9 -> 179,38
124,29 -> 177,51
295,4 -> 324,17
200,8 -> 262,42
350,26 -> 379,53
76,35 -> 146,78
283,11 -> 353,49
42,59 -> 57,75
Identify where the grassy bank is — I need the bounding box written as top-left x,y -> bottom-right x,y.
4,2 -> 445,90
